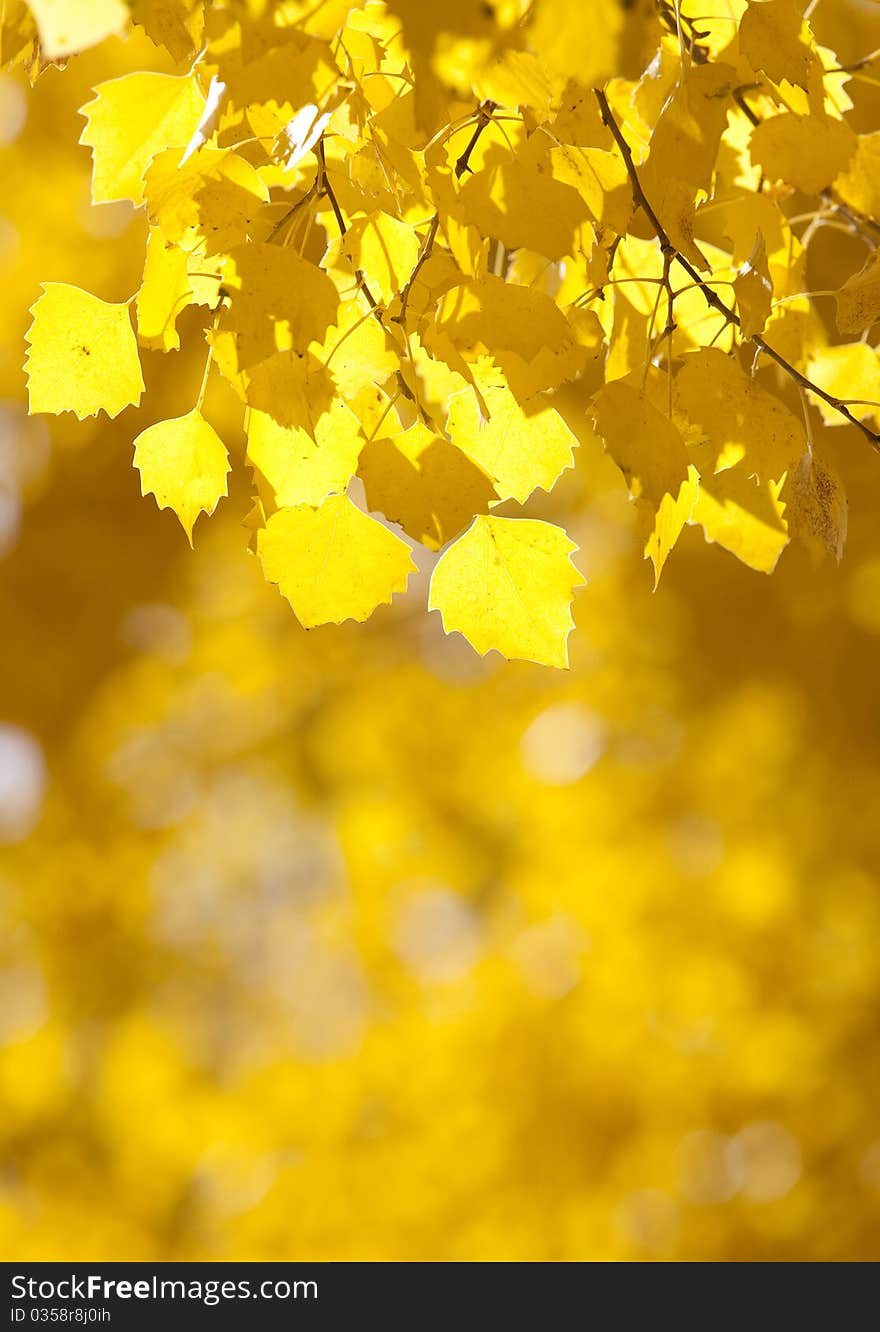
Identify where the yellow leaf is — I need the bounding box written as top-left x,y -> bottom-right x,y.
458,155 -> 587,263
25,283 -> 143,420
549,144 -> 632,236
223,243 -> 339,370
209,338 -> 336,432
749,113 -> 856,195
247,398 -> 364,508
341,211 -> 422,306
805,344 -> 880,426
428,515 -> 584,668
713,191 -> 794,278
79,72 -> 206,205
133,407 -> 230,544
185,251 -> 225,310
429,275 -> 586,398
836,251 -> 880,334
785,448 -> 847,564
739,0 -> 820,93
358,420 -> 496,550
315,299 -> 400,400
643,62 -> 738,196
674,347 -> 804,482
650,473 -> 701,585
591,380 -> 698,585
529,0 -> 622,85
212,28 -> 338,121
26,0 -> 128,57
834,132 -> 880,222
447,380 -> 577,504
639,62 -> 738,272
440,213 -> 489,280
136,228 -> 192,352
143,148 -> 269,256
131,0 -> 204,64
733,231 -> 773,340
690,471 -> 789,573
551,84 -> 616,148
257,494 -> 416,628
473,50 -> 563,119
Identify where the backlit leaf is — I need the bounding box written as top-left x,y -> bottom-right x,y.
429,516 -> 584,668
257,494 -> 416,627
79,72 -> 206,205
25,283 -> 143,419
133,407 -> 230,543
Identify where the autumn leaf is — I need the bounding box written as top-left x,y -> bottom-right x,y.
591,380 -> 699,586
739,0 -> 820,94
133,407 -> 230,543
749,113 -> 856,195
79,71 -> 206,205
247,399 -> 365,508
340,212 -> 422,305
429,516 -> 584,668
806,345 -> 880,427
25,283 -> 143,420
135,228 -> 193,352
359,420 -> 497,550
223,243 -> 339,370
733,232 -> 773,340
447,380 -> 578,504
836,251 -> 880,335
10,0 -> 880,665
27,0 -> 128,57
257,495 -> 416,628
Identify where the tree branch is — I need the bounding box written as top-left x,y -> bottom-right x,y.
316,138 -> 379,310
394,213 -> 439,326
454,100 -> 498,178
313,138 -> 436,421
593,87 -> 880,451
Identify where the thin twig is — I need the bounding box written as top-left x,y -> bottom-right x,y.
732,86 -> 761,127
314,140 -> 439,429
266,183 -> 317,243
394,213 -> 439,325
824,46 -> 880,74
316,137 -> 379,311
454,100 -> 498,178
820,189 -> 880,243
593,87 -> 880,451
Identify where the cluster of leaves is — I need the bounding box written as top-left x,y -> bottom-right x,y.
6,2 -> 880,1264
6,0 -> 880,665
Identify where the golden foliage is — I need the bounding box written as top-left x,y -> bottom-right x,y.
1,0 -> 880,1264
14,0 -> 880,660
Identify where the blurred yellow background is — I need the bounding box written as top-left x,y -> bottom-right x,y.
3,12 -> 880,1262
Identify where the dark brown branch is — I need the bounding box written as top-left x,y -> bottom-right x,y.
454,100 -> 497,178
314,140 -> 442,430
316,138 -> 379,310
732,87 -> 761,128
593,87 -> 880,451
394,213 -> 439,326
